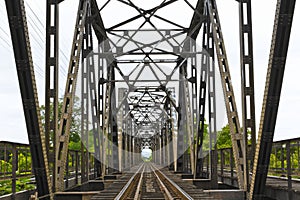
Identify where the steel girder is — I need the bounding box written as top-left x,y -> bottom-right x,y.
207,0 -> 247,190
4,0 -> 298,198
249,0 -> 296,199
178,0 -> 206,176
85,8 -> 102,178
237,0 -> 256,192
5,0 -> 52,198
119,88 -> 128,169
195,15 -> 209,179
177,63 -> 186,172
110,70 -> 119,173
45,0 -> 61,192
80,6 -> 92,183
206,13 -> 218,187
90,0 -> 121,176
55,0 -> 89,191
164,91 -> 174,169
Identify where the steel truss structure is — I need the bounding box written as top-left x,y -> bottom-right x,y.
4,0 -> 296,199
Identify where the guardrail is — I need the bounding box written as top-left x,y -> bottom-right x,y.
2,137 -> 300,197
199,137 -> 300,196
0,141 -> 97,197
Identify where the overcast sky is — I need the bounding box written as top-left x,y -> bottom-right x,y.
0,0 -> 299,144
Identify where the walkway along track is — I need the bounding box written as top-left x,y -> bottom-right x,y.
91,163 -> 214,200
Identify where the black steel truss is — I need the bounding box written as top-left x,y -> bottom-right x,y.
250,0 -> 296,199
45,0 -> 61,192
5,0 -> 52,198
4,0 -> 298,197
237,0 -> 256,192
55,0 -> 89,191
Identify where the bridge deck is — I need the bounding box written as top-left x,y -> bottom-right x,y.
91,163 -> 215,200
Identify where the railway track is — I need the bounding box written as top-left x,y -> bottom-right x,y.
91,162 -> 213,200
115,162 -> 193,200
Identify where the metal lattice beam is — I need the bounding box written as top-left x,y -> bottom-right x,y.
80,10 -> 91,183
250,0 -> 296,199
5,0 -> 52,198
237,0 -> 256,192
45,0 -> 61,192
195,15 -> 209,178
207,0 -> 247,190
55,0 -> 89,191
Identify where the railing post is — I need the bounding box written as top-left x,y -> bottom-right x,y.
281,145 -> 284,172
12,144 -> 17,200
75,151 -> 79,185
65,152 -> 69,189
275,146 -> 278,170
230,148 -> 234,186
297,141 -> 300,170
221,149 -> 224,183
286,142 -> 292,200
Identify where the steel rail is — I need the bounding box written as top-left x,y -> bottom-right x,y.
133,165 -> 145,199
151,165 -> 176,199
114,164 -> 144,200
151,164 -> 194,200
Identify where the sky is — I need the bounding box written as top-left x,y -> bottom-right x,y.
0,0 -> 299,144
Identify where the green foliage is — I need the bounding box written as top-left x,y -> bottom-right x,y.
88,130 -> 95,153
217,124 -> 232,149
40,97 -> 81,150
15,153 -> 32,173
0,177 -> 35,196
68,141 -> 81,151
201,122 -> 209,151
0,160 -> 12,174
69,97 -> 81,146
217,124 -> 252,149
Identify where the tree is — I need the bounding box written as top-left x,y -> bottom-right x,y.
217,124 -> 252,149
40,97 -> 81,150
217,124 -> 232,149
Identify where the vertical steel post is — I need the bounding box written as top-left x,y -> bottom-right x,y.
45,0 -> 60,192
98,44 -> 105,176
83,8 -> 102,178
110,69 -> 119,172
207,14 -> 218,187
165,90 -> 174,169
230,148 -> 234,185
195,16 -> 208,179
238,0 -> 256,192
81,17 -> 90,183
286,142 -> 292,200
75,151 -> 78,184
220,149 -> 224,183
12,144 -> 17,199
65,152 -> 69,189
298,142 -> 300,171
177,63 -> 185,172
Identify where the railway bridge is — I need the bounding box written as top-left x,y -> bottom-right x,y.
0,0 -> 299,199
